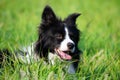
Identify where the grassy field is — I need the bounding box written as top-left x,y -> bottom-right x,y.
0,0 -> 120,80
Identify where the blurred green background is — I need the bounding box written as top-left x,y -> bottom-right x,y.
0,0 -> 120,79
0,0 -> 119,49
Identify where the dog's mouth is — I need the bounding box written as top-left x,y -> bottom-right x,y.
55,49 -> 72,60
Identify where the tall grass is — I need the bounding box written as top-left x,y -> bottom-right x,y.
0,0 -> 120,79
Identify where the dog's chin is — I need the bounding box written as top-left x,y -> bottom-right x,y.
54,48 -> 72,61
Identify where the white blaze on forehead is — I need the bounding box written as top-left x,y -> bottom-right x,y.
59,26 -> 75,51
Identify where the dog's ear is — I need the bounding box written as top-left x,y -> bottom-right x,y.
64,13 -> 81,25
42,5 -> 56,24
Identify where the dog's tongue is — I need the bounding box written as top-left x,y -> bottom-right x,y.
56,49 -> 72,60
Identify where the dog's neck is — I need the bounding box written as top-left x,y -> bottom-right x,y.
48,52 -> 76,74
48,52 -> 61,65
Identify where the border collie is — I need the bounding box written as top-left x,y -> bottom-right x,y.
0,6 -> 82,74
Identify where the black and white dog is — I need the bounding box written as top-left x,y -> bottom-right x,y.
1,6 -> 82,74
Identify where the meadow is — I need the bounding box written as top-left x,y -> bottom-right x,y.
0,0 -> 120,80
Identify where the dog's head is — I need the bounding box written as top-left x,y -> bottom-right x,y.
35,6 -> 81,61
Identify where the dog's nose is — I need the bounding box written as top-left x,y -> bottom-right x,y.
67,42 -> 74,49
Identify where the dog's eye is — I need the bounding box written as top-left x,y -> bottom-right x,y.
70,34 -> 75,39
55,34 -> 63,39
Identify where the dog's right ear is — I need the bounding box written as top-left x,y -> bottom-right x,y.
64,13 -> 81,26
42,5 -> 57,24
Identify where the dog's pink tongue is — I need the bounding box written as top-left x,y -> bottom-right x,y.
57,50 -> 72,60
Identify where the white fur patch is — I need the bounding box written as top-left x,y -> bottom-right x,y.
68,63 -> 75,74
59,27 -> 75,52
48,52 -> 58,65
17,43 -> 39,63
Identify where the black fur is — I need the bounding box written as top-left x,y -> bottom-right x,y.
34,5 -> 81,63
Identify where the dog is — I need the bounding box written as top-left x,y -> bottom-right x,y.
0,5 -> 82,74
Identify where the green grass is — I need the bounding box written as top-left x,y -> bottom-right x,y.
0,0 -> 120,80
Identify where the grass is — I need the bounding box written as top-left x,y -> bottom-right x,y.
0,0 -> 120,80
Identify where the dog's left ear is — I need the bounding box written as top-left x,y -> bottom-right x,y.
64,13 -> 81,25
42,5 -> 57,25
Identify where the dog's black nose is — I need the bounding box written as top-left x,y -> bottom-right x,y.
67,42 -> 74,49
